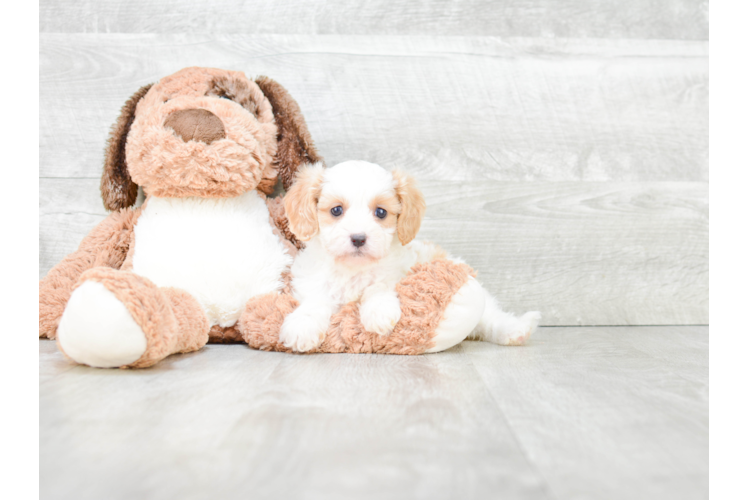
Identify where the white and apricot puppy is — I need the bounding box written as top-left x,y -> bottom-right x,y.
280,160 -> 541,352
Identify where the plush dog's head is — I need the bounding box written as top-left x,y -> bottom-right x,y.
101,67 -> 321,210
284,161 -> 426,265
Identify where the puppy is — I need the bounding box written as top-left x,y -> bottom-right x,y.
280,160 -> 541,352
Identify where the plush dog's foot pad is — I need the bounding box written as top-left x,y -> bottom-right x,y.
57,267 -> 209,368
58,280 -> 148,368
425,277 -> 486,353
240,259 -> 476,355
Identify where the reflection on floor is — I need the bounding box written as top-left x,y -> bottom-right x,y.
40,326 -> 708,500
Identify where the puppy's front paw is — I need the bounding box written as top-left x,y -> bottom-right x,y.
280,310 -> 327,352
360,293 -> 402,336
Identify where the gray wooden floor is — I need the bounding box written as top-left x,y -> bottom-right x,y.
40,326 -> 708,500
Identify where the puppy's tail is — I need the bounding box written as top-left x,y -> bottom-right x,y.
468,286 -> 540,346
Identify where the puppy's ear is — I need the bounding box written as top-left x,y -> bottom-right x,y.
393,169 -> 426,245
255,76 -> 323,191
101,83 -> 153,211
283,163 -> 325,241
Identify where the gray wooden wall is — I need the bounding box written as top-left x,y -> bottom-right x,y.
39,1 -> 708,326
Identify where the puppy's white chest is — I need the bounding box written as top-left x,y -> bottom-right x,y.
330,270 -> 379,305
131,192 -> 292,327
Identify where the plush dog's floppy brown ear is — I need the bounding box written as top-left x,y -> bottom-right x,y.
255,76 -> 322,190
392,169 -> 426,245
100,83 -> 153,211
283,163 -> 325,241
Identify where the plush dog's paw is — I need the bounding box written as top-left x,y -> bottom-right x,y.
360,293 -> 402,336
503,311 -> 541,346
57,281 -> 148,368
280,309 -> 327,352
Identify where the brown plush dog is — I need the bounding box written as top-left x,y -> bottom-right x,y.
39,67 -> 321,367
39,66 -> 482,369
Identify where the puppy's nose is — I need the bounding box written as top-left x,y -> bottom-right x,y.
350,234 -> 367,248
164,109 -> 226,145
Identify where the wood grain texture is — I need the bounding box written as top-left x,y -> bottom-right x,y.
420,180 -> 708,326
40,35 -> 708,182
39,0 -> 709,40
462,326 -> 708,500
38,34 -> 708,326
39,342 -> 549,500
709,82 -> 720,325
39,326 -> 708,500
40,178 -> 708,326
39,178 -> 107,277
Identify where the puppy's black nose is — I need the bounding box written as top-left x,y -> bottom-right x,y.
350,234 -> 367,248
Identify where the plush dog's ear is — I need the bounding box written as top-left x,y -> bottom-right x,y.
101,83 -> 153,211
283,163 -> 325,241
392,169 -> 426,245
255,76 -> 323,191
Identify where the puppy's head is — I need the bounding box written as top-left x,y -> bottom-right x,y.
284,161 -> 426,265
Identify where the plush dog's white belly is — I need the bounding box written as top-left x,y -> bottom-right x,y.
132,192 -> 292,327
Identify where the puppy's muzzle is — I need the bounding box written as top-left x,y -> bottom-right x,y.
350,234 -> 367,248
164,109 -> 226,145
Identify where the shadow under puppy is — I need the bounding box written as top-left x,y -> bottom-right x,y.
281,160 -> 541,352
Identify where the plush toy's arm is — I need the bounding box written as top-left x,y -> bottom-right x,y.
39,208 -> 139,339
240,259 -> 480,354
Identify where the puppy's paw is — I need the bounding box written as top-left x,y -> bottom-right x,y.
360,293 -> 402,336
280,309 -> 327,352
502,311 -> 541,346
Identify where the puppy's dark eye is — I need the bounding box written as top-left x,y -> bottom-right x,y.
331,206 -> 343,217
218,95 -> 232,100
375,207 -> 387,219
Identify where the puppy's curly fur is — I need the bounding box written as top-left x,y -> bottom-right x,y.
267,161 -> 541,353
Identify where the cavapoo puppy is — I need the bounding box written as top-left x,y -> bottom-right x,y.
280,160 -> 541,352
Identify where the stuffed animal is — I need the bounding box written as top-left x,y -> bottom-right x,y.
240,258 -> 485,355
39,66 -> 488,369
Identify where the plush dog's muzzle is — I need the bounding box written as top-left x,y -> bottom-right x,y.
164,108 -> 226,145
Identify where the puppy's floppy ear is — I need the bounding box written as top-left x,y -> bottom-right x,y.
101,83 -> 153,211
392,169 -> 426,245
283,163 -> 325,241
255,76 -> 323,191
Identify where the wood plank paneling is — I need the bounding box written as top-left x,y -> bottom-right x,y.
420,180 -> 708,325
40,35 -> 708,182
39,0 -> 709,40
39,325 -> 708,500
463,326 -> 708,500
709,82 -> 720,325
39,178 -> 107,279
39,178 -> 708,326
39,340 -> 549,500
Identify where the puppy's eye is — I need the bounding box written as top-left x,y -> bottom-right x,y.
218,95 -> 232,100
375,207 -> 387,219
331,206 -> 343,217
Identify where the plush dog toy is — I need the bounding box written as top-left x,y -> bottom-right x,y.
39,66 -> 488,369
